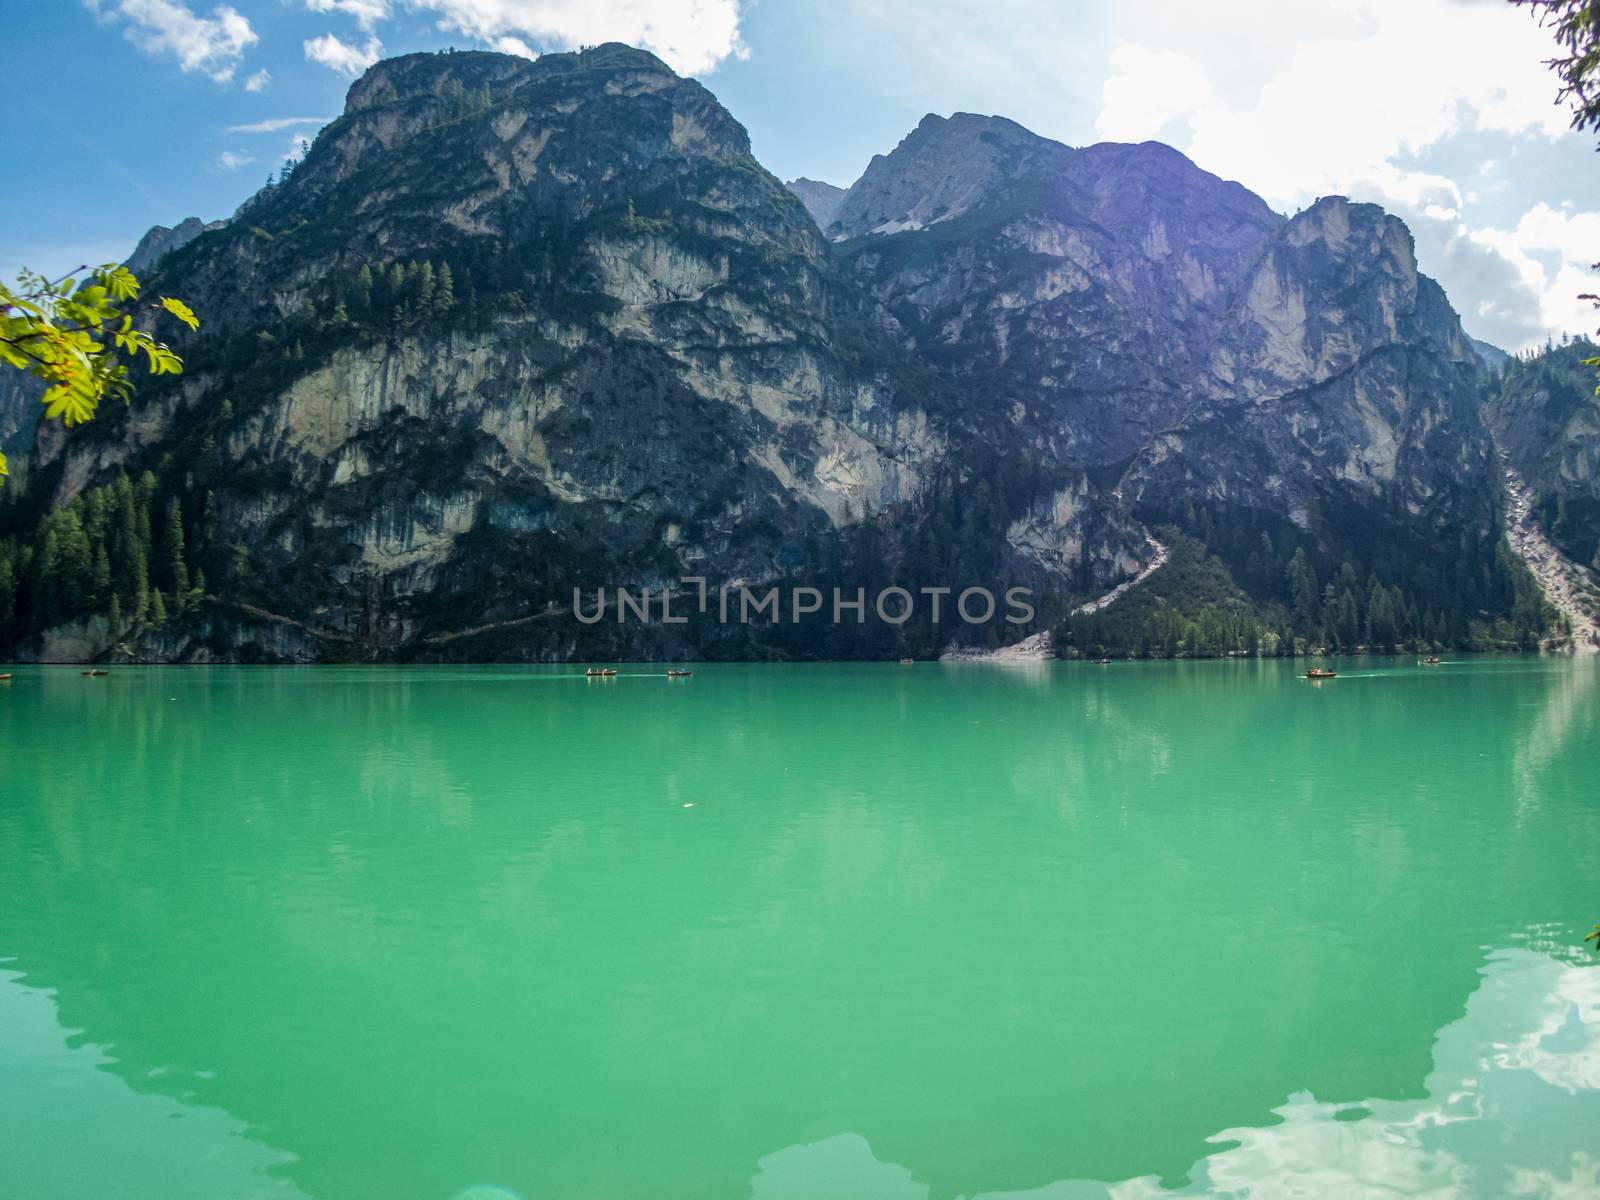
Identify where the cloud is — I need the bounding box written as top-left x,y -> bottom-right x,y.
1096,2 -> 1570,209
408,0 -> 747,76
303,32 -> 384,76
1091,0 -> 1591,350
226,115 -> 332,134
492,35 -> 536,60
86,0 -> 257,82
243,68 -> 270,91
304,0 -> 390,30
1465,203 -> 1600,340
1095,45 -> 1216,145
217,150 -> 255,170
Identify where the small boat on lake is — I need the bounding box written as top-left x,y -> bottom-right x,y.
81,669 -> 109,677
585,668 -> 618,677
1306,668 -> 1337,679
666,669 -> 693,677
899,658 -> 915,665
1422,657 -> 1440,665
0,673 -> 11,681
1096,657 -> 1111,665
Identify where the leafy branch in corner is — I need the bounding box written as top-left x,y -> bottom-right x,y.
1512,1 -> 1600,386
0,264 -> 199,476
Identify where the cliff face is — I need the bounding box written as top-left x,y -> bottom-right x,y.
1490,339 -> 1600,570
0,48 -> 1530,661
835,119 -> 1496,588
784,178 -> 846,229
1133,197 -> 1493,538
124,217 -> 225,275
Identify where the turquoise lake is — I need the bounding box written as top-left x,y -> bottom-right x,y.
1,657 -> 1598,1198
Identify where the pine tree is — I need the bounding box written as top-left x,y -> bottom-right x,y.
1286,549 -> 1319,634
55,509 -> 95,615
135,472 -> 156,561
0,544 -> 15,637
149,589 -> 167,626
92,544 -> 111,598
434,262 -> 455,316
132,553 -> 149,626
108,593 -> 122,637
354,264 -> 374,317
163,497 -> 189,611
1366,578 -> 1395,648
1336,588 -> 1361,650
417,261 -> 435,314
385,263 -> 405,317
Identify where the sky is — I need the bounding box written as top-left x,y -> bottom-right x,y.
1,0 -> 1595,352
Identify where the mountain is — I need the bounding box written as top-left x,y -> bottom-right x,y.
124,216 -> 226,274
1489,338 -> 1600,571
1467,334 -> 1511,373
833,117 -> 1506,637
784,177 -> 846,229
0,47 -> 1556,662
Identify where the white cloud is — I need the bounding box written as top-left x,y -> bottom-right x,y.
243,67 -> 270,91
1095,45 -> 1216,145
408,0 -> 747,76
305,0 -> 390,30
303,32 -> 384,76
1097,2 -> 1570,211
217,149 -> 254,170
226,115 -> 332,134
1091,0 -> 1591,350
1466,203 -> 1600,340
492,35 -> 536,60
86,0 -> 257,83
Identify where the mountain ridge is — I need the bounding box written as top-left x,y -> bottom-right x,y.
0,45 -> 1563,662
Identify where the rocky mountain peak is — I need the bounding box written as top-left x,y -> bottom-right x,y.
125,217 -> 224,274
784,177 -> 846,229
827,111 -> 1063,239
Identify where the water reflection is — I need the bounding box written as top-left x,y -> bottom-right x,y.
750,948 -> 1600,1199
1,660 -> 1597,1197
0,966 -> 306,1200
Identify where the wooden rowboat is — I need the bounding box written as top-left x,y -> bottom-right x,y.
1306,668 -> 1337,679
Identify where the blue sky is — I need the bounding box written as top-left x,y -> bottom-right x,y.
2,0 -> 1595,352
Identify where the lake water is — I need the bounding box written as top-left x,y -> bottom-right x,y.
1,658 -> 1598,1199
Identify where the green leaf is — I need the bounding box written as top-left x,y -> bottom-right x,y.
160,296 -> 199,331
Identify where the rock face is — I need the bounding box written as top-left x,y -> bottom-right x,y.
829,113 -> 1059,239
0,47 -> 1535,661
1490,339 -> 1600,571
1467,334 -> 1510,373
784,178 -> 846,229
124,217 -> 226,275
837,119 -> 1498,591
